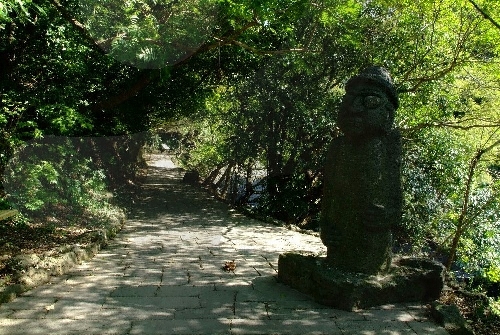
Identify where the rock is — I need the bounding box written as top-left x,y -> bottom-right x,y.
0,211 -> 125,304
278,253 -> 445,311
431,302 -> 474,335
18,269 -> 50,288
10,254 -> 40,270
183,170 -> 200,185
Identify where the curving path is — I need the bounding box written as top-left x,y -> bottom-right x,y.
0,154 -> 448,334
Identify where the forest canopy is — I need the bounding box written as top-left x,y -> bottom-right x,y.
1,0 -> 500,296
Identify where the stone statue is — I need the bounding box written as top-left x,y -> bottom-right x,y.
278,67 -> 444,310
319,66 -> 402,274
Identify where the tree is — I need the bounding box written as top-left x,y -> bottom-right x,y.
446,135 -> 500,270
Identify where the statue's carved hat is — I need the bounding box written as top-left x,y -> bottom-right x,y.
345,66 -> 399,109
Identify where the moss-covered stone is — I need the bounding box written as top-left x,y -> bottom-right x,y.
431,301 -> 474,335
278,253 -> 445,311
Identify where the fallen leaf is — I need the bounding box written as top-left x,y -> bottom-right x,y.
223,260 -> 236,272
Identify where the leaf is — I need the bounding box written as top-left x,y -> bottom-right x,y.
223,260 -> 236,272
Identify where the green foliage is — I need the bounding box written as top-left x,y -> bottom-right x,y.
400,128 -> 469,243
79,0 -> 219,68
177,51 -> 338,223
0,0 -> 44,25
4,138 -> 115,220
485,264 -> 500,283
491,297 -> 500,318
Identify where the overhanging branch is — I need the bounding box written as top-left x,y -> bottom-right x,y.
93,70 -> 158,111
402,119 -> 500,134
90,20 -> 261,111
468,0 -> 500,30
231,40 -> 308,55
50,0 -> 105,54
52,2 -> 310,110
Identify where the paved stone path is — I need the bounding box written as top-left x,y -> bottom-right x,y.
0,155 -> 449,334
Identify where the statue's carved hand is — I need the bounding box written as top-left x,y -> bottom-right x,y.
363,204 -> 390,232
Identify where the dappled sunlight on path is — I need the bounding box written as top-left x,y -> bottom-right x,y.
0,154 -> 448,334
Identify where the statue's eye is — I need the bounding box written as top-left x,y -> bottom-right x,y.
363,95 -> 382,109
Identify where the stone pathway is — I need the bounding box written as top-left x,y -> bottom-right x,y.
0,155 -> 449,334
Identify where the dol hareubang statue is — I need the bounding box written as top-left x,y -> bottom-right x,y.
278,67 -> 445,310
320,66 -> 402,274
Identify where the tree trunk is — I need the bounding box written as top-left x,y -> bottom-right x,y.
203,163 -> 225,187
445,137 -> 500,269
217,163 -> 235,197
93,71 -> 158,111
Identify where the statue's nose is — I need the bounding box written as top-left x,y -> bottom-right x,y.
348,97 -> 364,115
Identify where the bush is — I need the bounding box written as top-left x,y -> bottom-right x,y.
2,135 -> 141,222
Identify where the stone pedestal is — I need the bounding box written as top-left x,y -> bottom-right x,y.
278,253 -> 445,311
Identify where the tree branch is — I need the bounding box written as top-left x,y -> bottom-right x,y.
401,5 -> 482,93
62,6 -> 306,111
49,0 -> 105,54
93,70 -> 159,111
401,61 -> 460,93
445,134 -> 500,269
402,119 -> 500,134
468,0 -> 500,30
482,136 -> 500,153
231,40 -> 308,55
91,20 -> 261,111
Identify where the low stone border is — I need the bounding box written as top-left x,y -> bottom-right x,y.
0,210 -> 19,221
0,213 -> 125,304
